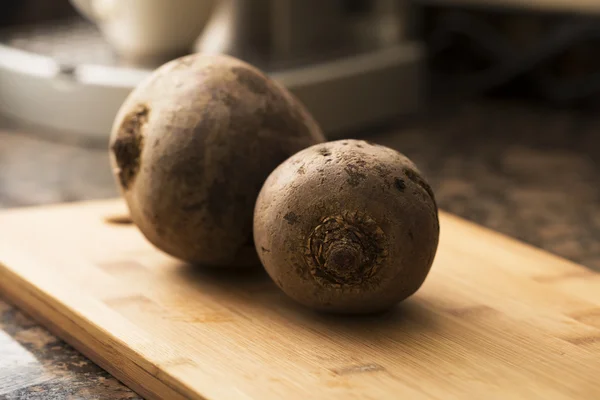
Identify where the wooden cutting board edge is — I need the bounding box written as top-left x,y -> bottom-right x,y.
0,252 -> 191,400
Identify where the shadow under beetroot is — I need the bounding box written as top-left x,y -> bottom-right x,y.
174,261 -> 442,340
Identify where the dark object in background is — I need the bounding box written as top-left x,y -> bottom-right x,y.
0,0 -> 76,27
417,2 -> 600,105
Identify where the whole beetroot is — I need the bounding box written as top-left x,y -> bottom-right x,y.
109,53 -> 325,266
253,140 -> 439,313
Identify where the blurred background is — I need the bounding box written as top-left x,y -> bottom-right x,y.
1,0 -> 598,264
0,1 -> 599,398
0,0 -> 598,261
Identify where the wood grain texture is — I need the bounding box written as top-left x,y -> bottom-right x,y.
0,200 -> 599,400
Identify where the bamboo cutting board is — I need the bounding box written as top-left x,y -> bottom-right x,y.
0,200 -> 599,400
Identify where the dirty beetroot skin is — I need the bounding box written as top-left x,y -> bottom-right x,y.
253,140 -> 440,314
109,53 -> 325,266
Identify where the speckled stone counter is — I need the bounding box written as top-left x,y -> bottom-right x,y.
0,100 -> 599,399
0,302 -> 141,400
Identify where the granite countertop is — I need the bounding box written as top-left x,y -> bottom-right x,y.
0,99 -> 599,399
